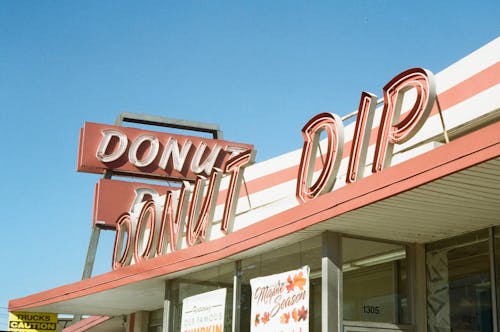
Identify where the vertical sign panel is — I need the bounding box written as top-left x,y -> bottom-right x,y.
250,266 -> 310,332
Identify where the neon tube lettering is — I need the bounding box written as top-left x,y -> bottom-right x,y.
186,170 -> 222,246
158,137 -> 193,171
128,134 -> 160,168
372,67 -> 436,172
296,113 -> 344,203
160,183 -> 191,253
346,92 -> 377,183
297,67 -> 435,203
190,141 -> 222,175
96,129 -> 128,163
220,150 -> 255,234
133,200 -> 159,264
111,151 -> 253,269
112,213 -> 135,270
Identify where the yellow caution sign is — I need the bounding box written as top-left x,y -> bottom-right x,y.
8,312 -> 57,332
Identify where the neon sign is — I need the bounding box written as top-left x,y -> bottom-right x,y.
78,122 -> 253,181
110,149 -> 254,269
78,67 -> 436,270
296,68 -> 436,202
78,123 -> 255,269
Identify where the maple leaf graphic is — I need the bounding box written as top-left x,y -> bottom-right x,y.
286,275 -> 295,292
262,312 -> 270,324
298,305 -> 308,321
293,272 -> 307,291
280,312 -> 290,324
291,308 -> 299,322
254,313 -> 260,326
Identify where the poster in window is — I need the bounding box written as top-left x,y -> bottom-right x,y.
181,288 -> 226,332
250,266 -> 310,332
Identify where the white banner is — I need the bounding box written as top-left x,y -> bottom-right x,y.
181,288 -> 227,332
250,266 -> 310,332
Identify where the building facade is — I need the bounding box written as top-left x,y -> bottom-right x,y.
9,37 -> 500,332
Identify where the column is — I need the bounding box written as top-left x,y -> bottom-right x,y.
408,243 -> 428,332
322,231 -> 342,332
163,280 -> 173,332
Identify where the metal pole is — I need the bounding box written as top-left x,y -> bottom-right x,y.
435,97 -> 450,144
489,228 -> 498,332
71,226 -> 101,324
232,261 -> 242,332
116,112 -> 223,139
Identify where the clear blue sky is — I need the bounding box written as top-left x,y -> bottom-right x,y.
0,0 -> 498,328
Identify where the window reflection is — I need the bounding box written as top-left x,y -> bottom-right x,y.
427,230 -> 492,332
342,237 -> 408,324
240,236 -> 322,332
170,263 -> 234,332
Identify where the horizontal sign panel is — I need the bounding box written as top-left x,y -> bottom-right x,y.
93,178 -> 175,229
9,311 -> 57,332
78,122 -> 254,181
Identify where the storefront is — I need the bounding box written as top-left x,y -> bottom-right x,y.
9,37 -> 500,332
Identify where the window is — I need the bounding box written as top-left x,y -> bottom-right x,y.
342,237 -> 409,324
427,229 -> 493,331
170,262 -> 235,332
240,236 -> 322,331
148,309 -> 163,332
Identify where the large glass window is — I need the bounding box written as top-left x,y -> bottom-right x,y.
166,234 -> 411,331
342,237 -> 409,324
170,262 -> 235,332
240,235 -> 322,332
427,229 -> 493,332
148,309 -> 163,332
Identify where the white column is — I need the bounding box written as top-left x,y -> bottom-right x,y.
322,232 -> 343,332
162,280 -> 173,332
408,243 -> 428,332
